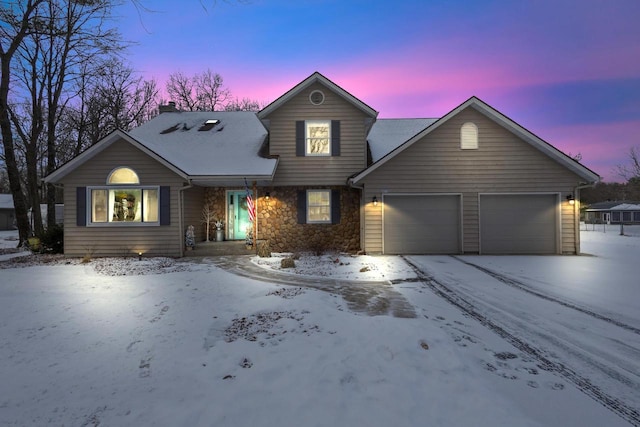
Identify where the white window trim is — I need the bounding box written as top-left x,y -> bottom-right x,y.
305,120 -> 331,156
461,122 -> 478,150
306,189 -> 331,224
87,185 -> 160,227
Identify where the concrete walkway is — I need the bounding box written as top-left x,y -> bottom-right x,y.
194,255 -> 417,319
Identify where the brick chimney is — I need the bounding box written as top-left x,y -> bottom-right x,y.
159,101 -> 179,114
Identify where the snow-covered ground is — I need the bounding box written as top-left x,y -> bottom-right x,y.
0,227 -> 639,426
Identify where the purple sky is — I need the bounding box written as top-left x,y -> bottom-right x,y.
117,0 -> 640,182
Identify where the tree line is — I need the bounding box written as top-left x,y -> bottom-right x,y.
1,0 -> 261,247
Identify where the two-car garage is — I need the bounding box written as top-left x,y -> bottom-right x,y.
382,194 -> 559,255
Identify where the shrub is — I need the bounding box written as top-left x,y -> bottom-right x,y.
40,224 -> 64,254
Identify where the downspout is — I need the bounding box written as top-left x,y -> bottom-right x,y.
178,181 -> 194,257
573,181 -> 597,255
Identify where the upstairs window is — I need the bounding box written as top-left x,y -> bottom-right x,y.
461,122 -> 478,149
306,120 -> 331,155
296,120 -> 341,157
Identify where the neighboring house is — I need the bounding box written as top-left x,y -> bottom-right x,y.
44,72 -> 600,257
0,194 -> 16,230
585,201 -> 640,224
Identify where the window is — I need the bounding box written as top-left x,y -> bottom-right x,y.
88,167 -> 159,225
307,190 -> 331,223
305,120 -> 331,155
634,212 -> 640,222
611,211 -> 621,222
461,122 -> 478,149
622,211 -> 632,222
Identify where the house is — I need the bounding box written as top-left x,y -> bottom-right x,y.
44,72 -> 600,257
585,201 -> 640,224
0,194 -> 16,230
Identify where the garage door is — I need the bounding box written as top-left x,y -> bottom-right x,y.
480,194 -> 557,254
383,195 -> 460,254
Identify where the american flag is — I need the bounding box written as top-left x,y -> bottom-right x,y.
245,179 -> 256,223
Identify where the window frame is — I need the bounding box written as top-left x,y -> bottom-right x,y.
305,120 -> 332,156
87,185 -> 161,227
306,189 -> 332,224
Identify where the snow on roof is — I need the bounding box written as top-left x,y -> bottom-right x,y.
367,119 -> 437,162
0,194 -> 14,210
610,203 -> 640,211
128,111 -> 277,178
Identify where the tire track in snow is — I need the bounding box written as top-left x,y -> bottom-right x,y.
401,256 -> 640,426
451,256 -> 640,336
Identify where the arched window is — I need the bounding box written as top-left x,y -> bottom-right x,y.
461,122 -> 478,150
88,166 -> 159,224
107,167 -> 140,184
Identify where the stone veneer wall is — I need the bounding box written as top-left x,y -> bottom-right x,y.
203,186 -> 361,252
202,187 -> 227,241
258,186 -> 361,253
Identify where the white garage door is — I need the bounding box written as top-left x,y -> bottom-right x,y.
383,195 -> 460,254
480,194 -> 558,254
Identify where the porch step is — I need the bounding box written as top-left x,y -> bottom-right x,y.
184,240 -> 262,257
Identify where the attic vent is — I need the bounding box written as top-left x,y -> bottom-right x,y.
309,90 -> 325,105
198,119 -> 220,132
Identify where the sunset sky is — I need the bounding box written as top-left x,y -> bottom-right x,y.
115,0 -> 640,182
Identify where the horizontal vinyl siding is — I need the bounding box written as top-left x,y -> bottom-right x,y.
265,82 -> 368,186
61,139 -> 187,257
361,107 -> 583,254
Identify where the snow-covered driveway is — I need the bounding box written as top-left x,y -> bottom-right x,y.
402,227 -> 640,425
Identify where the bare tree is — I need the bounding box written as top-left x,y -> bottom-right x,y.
616,146 -> 640,182
224,96 -> 262,112
0,0 -> 47,246
166,69 -> 230,111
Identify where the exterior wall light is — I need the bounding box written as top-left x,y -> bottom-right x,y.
566,194 -> 575,205
372,196 -> 378,206
265,192 -> 270,201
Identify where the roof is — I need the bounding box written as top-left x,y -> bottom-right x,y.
258,72 -> 378,119
367,119 -> 437,162
0,194 -> 14,210
351,96 -> 601,185
45,112 -> 278,186
129,111 -> 277,184
586,201 -> 640,211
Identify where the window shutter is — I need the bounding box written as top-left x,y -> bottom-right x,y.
331,120 -> 340,156
76,187 -> 86,226
160,186 -> 170,225
297,190 -> 306,224
331,189 -> 341,224
296,121 -> 305,156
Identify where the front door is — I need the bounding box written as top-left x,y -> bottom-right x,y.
227,191 -> 251,240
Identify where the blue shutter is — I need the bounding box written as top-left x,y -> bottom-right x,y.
76,187 -> 86,226
331,120 -> 340,156
297,190 -> 306,224
296,121 -> 305,156
160,186 -> 170,225
331,189 -> 341,224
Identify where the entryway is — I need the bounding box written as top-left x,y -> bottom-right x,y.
227,190 -> 252,240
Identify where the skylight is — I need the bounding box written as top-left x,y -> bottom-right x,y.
198,119 -> 220,131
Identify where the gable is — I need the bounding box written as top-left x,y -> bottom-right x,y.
259,72 -> 377,120
351,97 -> 600,185
57,138 -> 186,186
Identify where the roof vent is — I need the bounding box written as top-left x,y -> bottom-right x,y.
198,119 -> 220,132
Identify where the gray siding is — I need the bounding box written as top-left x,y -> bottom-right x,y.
60,139 -> 187,257
360,107 -> 582,254
263,82 -> 369,186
